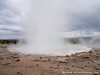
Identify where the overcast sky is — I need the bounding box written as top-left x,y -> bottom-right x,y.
0,0 -> 100,39
0,0 -> 22,39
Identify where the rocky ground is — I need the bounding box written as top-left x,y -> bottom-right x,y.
0,45 -> 100,75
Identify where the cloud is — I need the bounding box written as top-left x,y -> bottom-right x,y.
0,25 -> 22,39
0,0 -> 22,39
69,9 -> 100,31
0,0 -> 100,39
0,25 -> 22,31
63,0 -> 100,31
63,30 -> 100,38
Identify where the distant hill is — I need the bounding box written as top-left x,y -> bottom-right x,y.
0,39 -> 18,44
64,36 -> 100,44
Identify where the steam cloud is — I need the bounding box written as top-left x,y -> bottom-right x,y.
8,0 -> 100,56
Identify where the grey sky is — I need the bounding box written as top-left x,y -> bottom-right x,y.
0,0 -> 22,39
0,0 -> 100,39
69,8 -> 100,31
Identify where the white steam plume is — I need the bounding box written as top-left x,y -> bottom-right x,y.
8,0 -> 100,56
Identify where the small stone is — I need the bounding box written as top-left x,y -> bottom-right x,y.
66,68 -> 70,70
57,64 -> 60,66
66,55 -> 69,57
85,65 -> 87,67
93,73 -> 98,75
72,66 -> 74,67
36,64 -> 39,67
0,57 -> 3,60
48,59 -> 51,61
89,51 -> 94,53
82,56 -> 89,59
40,57 -> 43,59
2,62 -> 10,65
15,59 -> 20,62
17,72 -> 23,75
41,74 -> 44,75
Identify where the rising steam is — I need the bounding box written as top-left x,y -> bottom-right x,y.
8,0 -> 100,56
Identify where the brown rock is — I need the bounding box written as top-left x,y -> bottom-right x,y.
0,56 -> 3,60
15,59 -> 20,62
89,50 -> 94,53
2,62 -> 10,65
82,56 -> 89,59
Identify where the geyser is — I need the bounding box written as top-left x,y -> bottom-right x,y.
8,0 -> 94,56
20,0 -> 67,55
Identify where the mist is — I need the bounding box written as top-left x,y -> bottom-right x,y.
8,0 -> 100,56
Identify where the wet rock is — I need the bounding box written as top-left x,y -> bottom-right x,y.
66,55 -> 69,57
0,56 -> 4,60
76,66 -> 84,69
93,73 -> 99,75
85,65 -> 87,67
94,66 -> 99,70
15,59 -> 20,62
57,64 -> 60,67
33,60 -> 39,62
95,56 -> 99,58
72,66 -> 74,67
10,55 -> 20,59
2,62 -> 10,65
66,68 -> 70,70
36,64 -> 39,67
17,72 -> 23,75
41,74 -> 44,75
40,57 -> 43,59
89,50 -> 94,53
48,59 -> 51,62
82,56 -> 90,59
